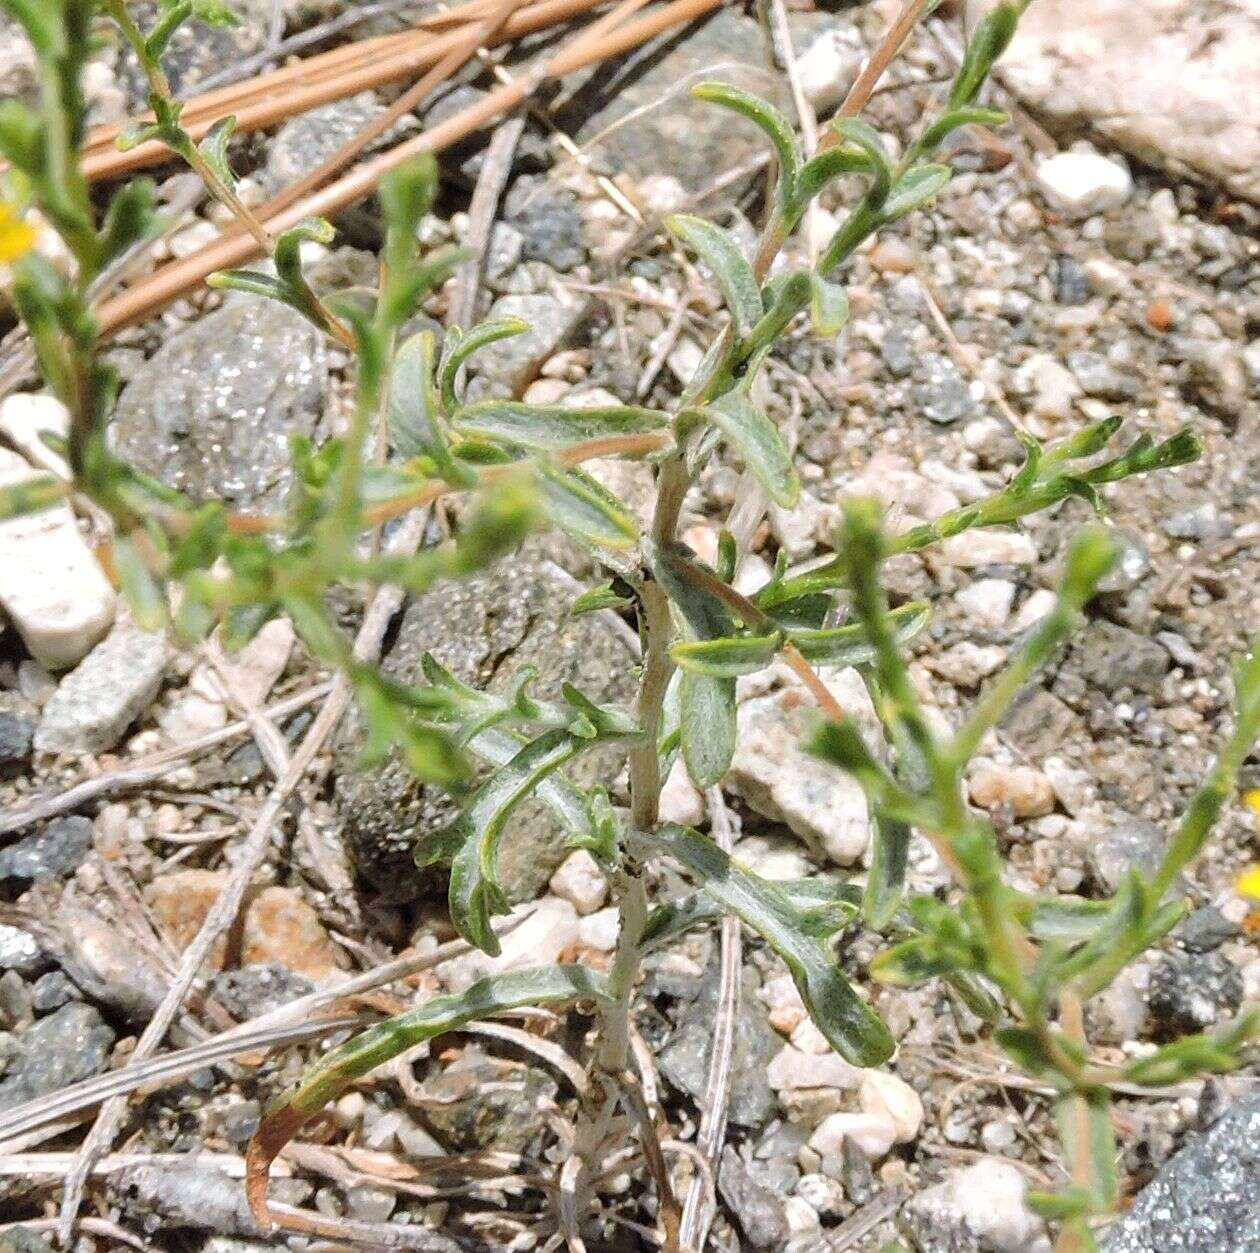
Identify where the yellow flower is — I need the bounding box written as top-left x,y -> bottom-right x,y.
1245,788 -> 1260,824
0,202 -> 36,265
1237,865 -> 1260,902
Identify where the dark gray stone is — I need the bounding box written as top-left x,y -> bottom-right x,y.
999,687 -> 1077,760
0,692 -> 35,767
916,353 -> 976,425
222,1100 -> 261,1146
0,816 -> 92,883
0,1002 -> 115,1109
561,7 -> 785,195
1179,906 -> 1238,953
209,964 -> 313,1021
1075,620 -> 1171,694
718,1146 -> 790,1249
418,1052 -> 556,1154
264,92 -> 385,194
1050,254 -> 1089,305
467,292 -> 584,395
880,327 -> 915,379
1102,1093 -> 1260,1252
333,546 -> 638,901
659,966 -> 778,1128
112,301 -> 328,509
1147,951 -> 1242,1038
30,971 -> 77,1014
505,178 -> 586,273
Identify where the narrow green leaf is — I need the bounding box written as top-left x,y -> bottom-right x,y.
830,118 -> 892,206
112,534 -> 168,631
650,825 -> 894,1066
864,813 -> 911,929
453,400 -> 668,452
1055,1088 -> 1117,1211
808,275 -> 850,335
788,600 -> 931,666
917,105 -> 1008,156
197,115 -> 238,191
536,463 -> 639,550
671,631 -> 783,677
691,82 -> 803,209
881,164 -> 951,222
949,1 -> 1019,108
680,670 -> 736,787
571,581 -> 632,616
689,391 -> 798,508
666,214 -> 763,337
438,318 -> 529,413
250,965 -> 613,1180
389,331 -> 473,486
792,147 -> 874,213
0,474 -> 66,521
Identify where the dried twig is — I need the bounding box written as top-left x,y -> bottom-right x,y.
677,788 -> 740,1252
55,502 -> 435,1243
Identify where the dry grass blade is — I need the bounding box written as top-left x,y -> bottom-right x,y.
55,503 -> 435,1244
460,1020 -> 591,1096
0,682 -> 333,836
96,0 -> 724,334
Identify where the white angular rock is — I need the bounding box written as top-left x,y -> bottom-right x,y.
955,578 -> 1016,629
795,26 -> 863,113
928,641 -> 1006,687
658,755 -> 705,826
35,612 -> 168,755
1011,587 -> 1057,631
0,449 -> 116,671
730,667 -> 880,865
1013,352 -> 1081,422
767,1044 -> 861,1093
1034,149 -> 1132,218
548,850 -> 608,915
900,1157 -> 1051,1252
808,1110 -> 896,1161
0,394 -> 71,478
213,617 -> 294,707
577,906 -> 619,952
858,1069 -> 924,1143
437,897 -> 579,991
937,529 -> 1037,568
987,0 -> 1260,206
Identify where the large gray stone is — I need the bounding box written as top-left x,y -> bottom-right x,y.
111,301 -> 328,510
987,0 -> 1260,205
0,1003 -> 115,1110
1102,1093 -> 1260,1252
333,546 -> 638,901
560,7 -> 785,194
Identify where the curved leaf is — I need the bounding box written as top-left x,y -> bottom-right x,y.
453,399 -> 668,452
671,631 -> 783,677
666,214 -> 763,337
881,164 -> 951,222
949,0 -> 1018,108
691,81 -> 803,209
536,462 -> 639,550
389,331 -> 473,486
438,318 -> 529,413
689,391 -> 798,508
247,965 -> 613,1226
197,115 -> 238,191
651,825 -> 894,1066
788,600 -> 931,665
808,275 -> 850,336
830,117 -> 892,206
792,147 -> 874,214
917,105 -> 1008,157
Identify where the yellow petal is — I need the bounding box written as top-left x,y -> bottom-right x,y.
1244,788 -> 1260,822
1237,865 -> 1260,901
0,205 -> 36,264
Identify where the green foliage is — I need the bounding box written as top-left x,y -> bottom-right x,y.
5,2 -> 1256,1243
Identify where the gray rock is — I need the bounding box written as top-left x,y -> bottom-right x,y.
916,353 -> 976,425
0,925 -> 44,978
0,1228 -> 54,1253
1075,620 -> 1170,694
264,92 -> 385,194
1050,254 -> 1089,305
659,966 -> 778,1128
1096,527 -> 1151,594
899,1157 -> 1050,1252
562,7 -> 785,194
1163,502 -> 1225,542
993,0 -> 1260,205
880,327 -> 915,379
34,616 -> 169,755
118,1 -> 267,99
0,692 -> 35,767
0,1002 -> 115,1110
999,687 -> 1077,760
0,816 -> 92,882
209,963 -> 313,1020
468,292 -> 584,395
1147,951 -> 1242,1038
418,1052 -> 556,1154
1178,906 -> 1238,953
505,178 -> 586,273
333,546 -> 637,901
1183,340 -> 1249,424
112,300 -> 329,508
1066,350 -> 1137,401
30,971 -> 77,1014
221,1100 -> 261,1147
718,1146 -> 790,1249
1086,817 -> 1167,894
1101,1093 -> 1260,1251
110,1165 -> 266,1238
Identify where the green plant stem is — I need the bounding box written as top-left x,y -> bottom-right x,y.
598,871 -> 648,1073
